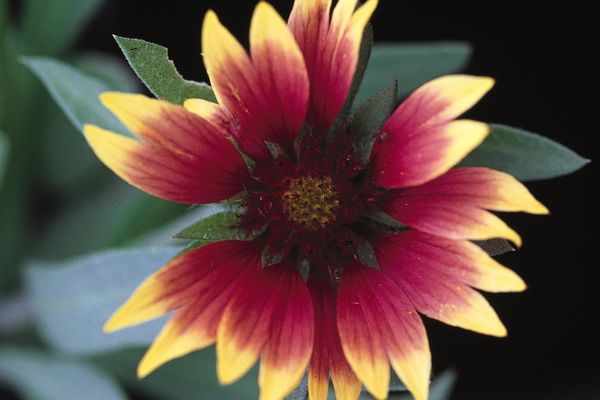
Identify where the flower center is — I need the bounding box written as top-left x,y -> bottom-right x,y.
282,176 -> 339,230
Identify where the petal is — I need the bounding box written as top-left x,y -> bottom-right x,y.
371,119 -> 489,188
338,264 -> 431,400
202,4 -> 309,159
384,192 -> 522,246
216,262 -> 312,392
395,167 -> 549,214
104,240 -> 260,333
377,239 -> 507,336
307,271 -> 361,400
85,94 -> 248,204
377,231 -> 526,293
289,0 -> 378,132
383,75 -> 495,134
135,241 -> 259,377
259,268 -> 314,400
287,0 -> 331,80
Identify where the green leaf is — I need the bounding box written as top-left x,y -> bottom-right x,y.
355,42 -> 472,106
25,247 -> 181,354
475,238 -> 514,257
0,347 -> 127,400
0,133 -> 8,187
356,238 -> 380,270
461,124 -> 589,181
174,211 -> 246,241
21,0 -> 103,56
74,52 -> 139,92
114,35 -> 216,104
360,210 -> 408,233
22,56 -> 128,135
349,81 -> 398,164
33,182 -> 185,259
93,347 -> 258,400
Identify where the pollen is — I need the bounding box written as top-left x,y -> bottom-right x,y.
282,176 -> 339,230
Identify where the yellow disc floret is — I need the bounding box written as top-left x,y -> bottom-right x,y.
282,176 -> 339,230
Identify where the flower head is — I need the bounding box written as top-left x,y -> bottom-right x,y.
84,1 -> 548,399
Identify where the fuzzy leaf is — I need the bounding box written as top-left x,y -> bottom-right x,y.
38,54 -> 136,192
355,42 -> 472,106
22,57 -> 127,135
114,35 -> 216,104
74,53 -> 138,92
174,211 -> 245,241
0,347 -> 127,400
349,81 -> 398,163
25,247 -> 180,354
461,124 -> 589,181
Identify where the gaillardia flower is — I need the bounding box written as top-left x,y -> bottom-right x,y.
84,1 -> 548,399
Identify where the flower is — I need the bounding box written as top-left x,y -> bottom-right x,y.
83,1 -> 548,399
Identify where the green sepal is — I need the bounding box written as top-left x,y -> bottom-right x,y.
261,246 -> 286,268
461,124 -> 589,181
356,238 -> 380,270
114,35 -> 216,105
360,209 -> 408,233
174,211 -> 246,241
475,238 -> 514,257
348,80 -> 398,164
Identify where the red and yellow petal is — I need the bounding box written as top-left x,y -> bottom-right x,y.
384,195 -> 523,246
396,167 -> 549,214
217,262 -> 314,400
202,3 -> 309,159
84,94 -> 248,204
371,119 -> 489,188
338,264 -> 431,400
308,271 -> 361,400
376,231 -> 526,293
259,268 -> 314,400
103,239 -> 259,345
370,75 -> 494,188
385,75 -> 494,133
289,0 -> 378,132
375,234 -> 507,336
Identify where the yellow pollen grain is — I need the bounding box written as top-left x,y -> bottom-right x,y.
282,176 -> 339,230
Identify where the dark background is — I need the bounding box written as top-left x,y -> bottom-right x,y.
11,0 -> 600,399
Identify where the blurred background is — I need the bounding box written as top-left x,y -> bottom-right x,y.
0,0 -> 597,399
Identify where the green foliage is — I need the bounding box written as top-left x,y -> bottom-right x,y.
0,347 -> 127,400
25,247 -> 180,353
93,347 -> 259,400
356,42 -> 472,106
349,81 -> 398,164
22,57 -> 128,135
0,133 -> 7,187
114,36 -> 216,104
21,0 -> 103,56
461,124 -> 589,181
